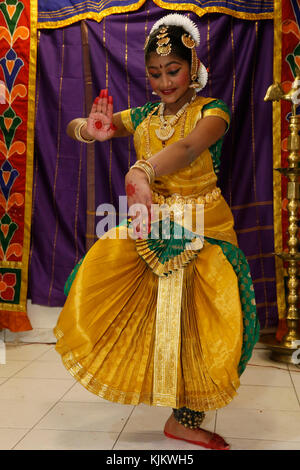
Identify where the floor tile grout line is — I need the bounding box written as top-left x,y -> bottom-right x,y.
0,348 -> 76,382
6,342 -> 54,357
288,365 -> 300,408
2,405 -> 299,416
239,384 -> 294,388
248,363 -> 289,371
9,427 -> 121,433
0,353 -> 58,385
225,433 -> 300,444
1,376 -> 77,381
237,383 -> 296,390
4,343 -> 54,365
112,405 -> 145,450
288,364 -> 300,373
218,406 -> 300,411
3,424 -> 300,444
214,410 -> 217,433
221,435 -> 300,443
10,379 -> 77,449
222,435 -> 300,444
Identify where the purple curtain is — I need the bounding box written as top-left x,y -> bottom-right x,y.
29,0 -> 275,328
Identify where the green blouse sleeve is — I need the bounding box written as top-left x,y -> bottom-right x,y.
120,102 -> 160,134
202,99 -> 231,176
202,99 -> 231,133
130,101 -> 160,130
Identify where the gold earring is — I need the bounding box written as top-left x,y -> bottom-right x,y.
189,49 -> 199,89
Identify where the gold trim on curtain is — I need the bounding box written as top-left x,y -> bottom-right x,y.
20,0 -> 38,321
37,0 -> 274,30
272,0 -> 286,321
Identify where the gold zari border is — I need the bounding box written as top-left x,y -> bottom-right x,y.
202,108 -> 230,123
54,325 -> 240,411
37,0 -> 274,29
120,109 -> 135,135
153,269 -> 184,406
21,0 -> 38,319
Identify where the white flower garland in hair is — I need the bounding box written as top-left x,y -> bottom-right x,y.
197,62 -> 208,92
150,13 -> 200,46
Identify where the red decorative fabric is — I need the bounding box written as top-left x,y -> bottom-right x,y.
0,0 -> 37,331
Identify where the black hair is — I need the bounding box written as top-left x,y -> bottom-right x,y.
144,24 -> 192,65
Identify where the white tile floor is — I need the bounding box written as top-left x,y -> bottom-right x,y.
0,341 -> 299,450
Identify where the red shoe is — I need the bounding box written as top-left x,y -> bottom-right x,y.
163,430 -> 230,450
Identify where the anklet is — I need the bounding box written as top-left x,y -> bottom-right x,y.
173,407 -> 205,429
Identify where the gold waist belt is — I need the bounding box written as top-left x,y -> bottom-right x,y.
151,187 -> 222,206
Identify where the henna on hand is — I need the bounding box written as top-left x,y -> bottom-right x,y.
87,88 -> 116,140
126,183 -> 136,197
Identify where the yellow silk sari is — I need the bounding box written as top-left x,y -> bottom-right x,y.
54,96 -> 245,412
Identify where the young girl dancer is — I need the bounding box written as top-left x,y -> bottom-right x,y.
54,13 -> 260,450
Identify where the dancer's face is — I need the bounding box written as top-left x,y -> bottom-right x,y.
146,52 -> 191,105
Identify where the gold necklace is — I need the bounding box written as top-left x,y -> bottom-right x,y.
155,92 -> 196,141
145,101 -> 189,159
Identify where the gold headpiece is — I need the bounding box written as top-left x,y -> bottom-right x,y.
156,26 -> 171,56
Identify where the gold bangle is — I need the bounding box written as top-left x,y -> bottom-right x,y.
130,164 -> 152,184
137,159 -> 156,181
74,120 -> 95,143
130,160 -> 155,185
140,159 -> 156,174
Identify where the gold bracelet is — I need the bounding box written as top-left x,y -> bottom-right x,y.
131,160 -> 155,185
130,160 -> 156,185
140,159 -> 156,175
74,120 -> 95,143
130,163 -> 152,184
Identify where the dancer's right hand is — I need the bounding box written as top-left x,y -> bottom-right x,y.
85,89 -> 117,141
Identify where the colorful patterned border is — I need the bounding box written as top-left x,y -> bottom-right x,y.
0,0 -> 37,331
37,0 -> 274,29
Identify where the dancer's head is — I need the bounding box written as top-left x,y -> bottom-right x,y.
144,13 -> 207,102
